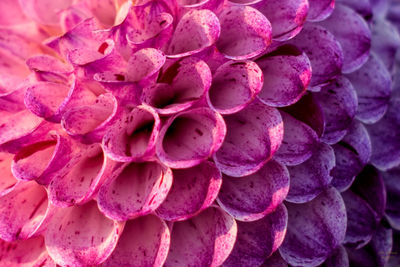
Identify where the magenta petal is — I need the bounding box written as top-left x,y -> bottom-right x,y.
164,206 -> 237,267
286,143 -> 335,203
0,153 -> 18,196
214,101 -> 283,177
166,9 -> 220,57
223,204 -> 288,266
104,215 -> 170,267
345,52 -> 392,124
217,160 -> 289,222
44,201 -> 124,266
280,187 -> 347,267
207,60 -> 263,114
318,4 -> 371,73
157,108 -> 226,168
0,181 -> 51,241
156,161 -> 222,221
382,166 -> 400,230
324,245 -> 349,267
217,5 -> 271,60
314,76 -> 358,145
274,111 -> 319,166
289,24 -> 343,87
97,161 -> 173,221
256,44 -> 311,107
307,0 -> 335,21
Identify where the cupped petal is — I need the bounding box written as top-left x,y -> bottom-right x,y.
0,181 -> 52,241
0,152 -> 18,196
331,121 -> 372,191
157,108 -> 226,168
279,187 -> 347,267
127,48 -> 166,82
103,105 -> 160,162
44,201 -> 124,267
164,206 -> 237,267
217,159 -> 289,222
104,215 -> 170,267
223,204 -> 288,266
382,166 -> 400,230
207,60 -> 263,114
288,24 -> 343,88
214,101 -> 283,177
274,111 -> 319,166
345,52 -> 392,124
314,76 -> 358,145
97,161 -> 173,221
216,5 -> 271,60
156,161 -> 222,221
256,44 -> 311,107
307,0 -> 335,21
166,9 -> 220,57
324,245 -> 349,267
285,143 -> 335,203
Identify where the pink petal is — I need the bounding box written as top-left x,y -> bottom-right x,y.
164,206 -> 237,267
127,48 -> 166,81
213,101 -> 283,177
207,60 -> 263,114
0,0 -> 27,26
157,108 -> 226,168
97,161 -> 173,221
0,28 -> 44,60
156,161 -> 222,221
44,201 -> 124,266
217,160 -> 289,221
85,0 -> 117,27
256,44 -> 311,107
0,48 -> 30,93
216,5 -> 271,59
0,153 -> 18,197
19,0 -> 72,25
307,0 -> 335,22
26,55 -> 73,84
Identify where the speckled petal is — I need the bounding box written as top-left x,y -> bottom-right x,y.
307,0 -> 335,21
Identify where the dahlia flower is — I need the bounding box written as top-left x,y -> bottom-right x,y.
0,0 -> 399,266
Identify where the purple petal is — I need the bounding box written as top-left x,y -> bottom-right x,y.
44,201 -> 124,267
256,44 -> 311,107
223,204 -> 288,266
280,187 -> 347,267
370,223 -> 393,267
337,0 -> 372,19
260,252 -> 288,267
104,215 -> 170,267
97,161 -> 173,221
217,160 -> 289,222
0,152 -> 18,197
217,5 -> 272,60
324,245 -> 349,267
156,161 -> 222,221
207,60 -> 263,114
382,166 -> 400,230
307,0 -> 335,21
164,206 -> 237,267
157,108 -> 226,168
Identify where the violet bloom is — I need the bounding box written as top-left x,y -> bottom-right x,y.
0,0 -> 399,266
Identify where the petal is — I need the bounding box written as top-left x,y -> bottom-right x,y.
216,5 -> 272,60
256,44 -> 311,107
279,187 -> 347,267
97,161 -> 173,221
0,152 -> 18,196
223,204 -> 288,266
166,9 -> 220,57
157,108 -> 226,168
314,76 -> 358,145
164,206 -> 237,267
19,0 -> 72,25
285,143 -> 335,203
0,28 -> 44,60
274,111 -> 319,166
126,48 -> 166,82
260,252 -> 288,267
307,0 -> 335,21
26,55 -> 73,84
217,160 -> 289,221
336,0 -> 372,19
324,245 -> 349,267
345,52 -> 392,124
0,0 -> 27,26
382,166 -> 400,230
156,161 -> 222,221
370,223 -> 393,267
214,101 -> 283,177
104,215 -> 170,267
44,201 -> 124,266
207,60 -> 263,114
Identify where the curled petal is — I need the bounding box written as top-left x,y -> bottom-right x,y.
214,100 -> 283,177
286,143 -> 335,203
44,201 -> 124,267
280,187 -> 347,267
157,108 -> 226,168
307,0 -> 335,22
164,206 -> 237,267
156,161 -> 222,221
97,161 -> 173,221
217,5 -> 272,60
256,44 -> 311,107
0,153 -> 18,197
223,204 -> 288,266
104,215 -> 170,267
314,76 -> 358,145
127,48 -> 166,82
217,160 -> 289,222
382,166 -> 400,230
207,60 -> 263,114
